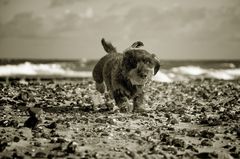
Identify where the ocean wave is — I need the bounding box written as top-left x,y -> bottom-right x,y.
0,62 -> 239,82
0,62 -> 92,78
153,66 -> 240,82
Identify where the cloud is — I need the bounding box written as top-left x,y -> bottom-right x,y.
49,0 -> 83,8
0,0 -> 10,6
188,4 -> 240,42
0,0 -> 239,44
0,12 -> 47,38
120,2 -> 240,44
0,8 -> 94,38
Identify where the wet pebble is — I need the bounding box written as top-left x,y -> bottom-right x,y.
0,119 -> 18,127
187,129 -> 200,137
186,145 -> 198,153
126,150 -> 137,159
56,137 -> 66,143
0,141 -> 8,152
236,128 -> 240,137
170,118 -> 179,125
13,136 -> 20,142
66,141 -> 78,154
33,141 -> 41,147
34,152 -> 46,158
171,138 -> 185,148
200,130 -> 215,139
201,139 -> 213,146
162,146 -> 178,155
195,152 -> 218,159
181,115 -> 191,122
46,122 -> 57,129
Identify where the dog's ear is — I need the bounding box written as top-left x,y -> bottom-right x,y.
131,41 -> 144,48
101,38 -> 117,54
123,41 -> 144,53
152,54 -> 160,75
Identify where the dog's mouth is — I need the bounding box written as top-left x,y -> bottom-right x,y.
128,69 -> 152,85
129,77 -> 146,85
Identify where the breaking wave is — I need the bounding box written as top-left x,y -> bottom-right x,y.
0,62 -> 92,78
0,62 -> 240,82
154,66 -> 240,82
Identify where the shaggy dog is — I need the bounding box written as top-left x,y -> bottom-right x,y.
92,38 -> 160,113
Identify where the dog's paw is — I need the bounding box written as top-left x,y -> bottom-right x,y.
119,102 -> 133,113
133,105 -> 148,113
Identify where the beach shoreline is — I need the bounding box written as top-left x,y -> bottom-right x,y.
0,78 -> 239,158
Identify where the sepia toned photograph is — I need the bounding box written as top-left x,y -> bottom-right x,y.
0,0 -> 240,158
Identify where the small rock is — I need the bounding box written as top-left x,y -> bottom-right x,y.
201,139 -> 213,146
46,122 -> 57,129
186,145 -> 198,153
101,132 -> 109,136
187,129 -> 200,137
172,138 -> 185,148
126,150 -> 137,159
208,117 -> 222,126
34,152 -> 46,158
34,141 -> 41,147
223,144 -> 231,149
19,91 -> 31,101
159,132 -> 171,143
135,129 -> 141,134
170,118 -> 179,125
162,146 -> 178,155
229,146 -> 236,152
66,141 -> 78,154
0,120 -> 18,127
236,128 -> 240,137
230,152 -> 240,159
0,141 -> 8,152
195,152 -> 218,159
181,115 -> 191,122
24,151 -> 32,156
56,138 -> 66,143
13,136 -> 20,142
200,130 -> 215,139
12,152 -> 24,159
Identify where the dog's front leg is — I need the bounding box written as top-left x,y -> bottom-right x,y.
113,89 -> 133,113
133,93 -> 146,113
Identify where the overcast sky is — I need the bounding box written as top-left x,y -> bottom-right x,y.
0,0 -> 240,60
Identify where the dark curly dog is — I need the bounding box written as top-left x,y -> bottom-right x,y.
92,38 -> 160,113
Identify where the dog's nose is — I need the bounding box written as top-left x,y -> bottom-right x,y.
138,72 -> 147,79
137,69 -> 148,79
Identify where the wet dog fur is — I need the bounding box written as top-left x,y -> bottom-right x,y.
92,38 -> 160,113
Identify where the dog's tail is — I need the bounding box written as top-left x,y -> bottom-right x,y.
101,38 -> 117,54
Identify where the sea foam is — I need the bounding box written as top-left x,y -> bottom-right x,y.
0,62 -> 240,82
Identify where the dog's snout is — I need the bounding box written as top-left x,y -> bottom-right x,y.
137,70 -> 148,79
140,73 -> 147,79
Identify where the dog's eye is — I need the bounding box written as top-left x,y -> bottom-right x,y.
143,59 -> 149,64
144,59 -> 152,65
146,61 -> 151,65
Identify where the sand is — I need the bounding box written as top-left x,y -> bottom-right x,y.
0,78 -> 239,159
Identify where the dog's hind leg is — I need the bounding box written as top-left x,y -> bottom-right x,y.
93,55 -> 110,94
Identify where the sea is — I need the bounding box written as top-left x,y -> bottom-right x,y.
0,59 -> 240,83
